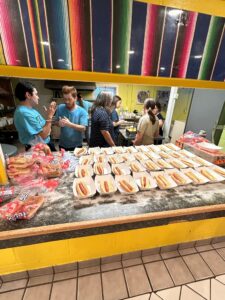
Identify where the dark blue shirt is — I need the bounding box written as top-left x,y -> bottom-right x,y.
90,107 -> 115,147
111,109 -> 120,137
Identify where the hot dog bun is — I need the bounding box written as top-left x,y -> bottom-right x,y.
155,174 -> 170,188
140,176 -> 151,189
119,179 -> 134,193
94,164 -> 104,175
200,169 -> 215,181
130,163 -> 140,172
213,167 -> 225,177
76,181 -> 90,197
109,157 -> 117,164
170,172 -> 186,185
113,166 -> 122,175
100,180 -> 114,194
186,171 -> 201,183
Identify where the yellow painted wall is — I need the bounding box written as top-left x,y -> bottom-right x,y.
219,128 -> 225,151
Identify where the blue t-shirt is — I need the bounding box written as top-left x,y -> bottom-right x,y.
111,109 -> 120,137
14,105 -> 49,145
77,100 -> 92,112
55,104 -> 88,148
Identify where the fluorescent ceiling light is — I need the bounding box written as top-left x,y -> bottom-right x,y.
168,9 -> 183,17
160,67 -> 165,71
57,59 -> 64,62
116,65 -> 120,69
194,55 -> 202,59
128,50 -> 135,54
41,41 -> 49,46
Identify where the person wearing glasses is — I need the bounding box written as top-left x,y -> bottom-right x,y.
55,86 -> 88,151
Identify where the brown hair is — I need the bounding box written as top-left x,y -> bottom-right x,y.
77,92 -> 84,108
62,86 -> 77,98
91,92 -> 112,115
144,99 -> 157,125
111,95 -> 122,108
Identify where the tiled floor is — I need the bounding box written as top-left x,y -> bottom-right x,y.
2,242 -> 225,299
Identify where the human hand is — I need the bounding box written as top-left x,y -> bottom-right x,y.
118,120 -> 126,125
59,116 -> 71,127
47,101 -> 57,118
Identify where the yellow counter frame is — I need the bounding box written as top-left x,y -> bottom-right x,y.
1,65 -> 225,90
1,216 -> 225,275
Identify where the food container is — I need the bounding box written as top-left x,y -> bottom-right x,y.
158,144 -> 171,152
120,153 -> 136,162
211,165 -> 225,178
144,151 -> 161,160
198,142 -> 223,153
165,169 -> 192,185
95,174 -> 117,195
75,165 -> 94,178
129,161 -> 146,173
94,154 -> 108,163
192,156 -> 213,167
141,160 -> 161,171
73,177 -> 96,199
74,147 -> 88,157
133,172 -> 157,190
196,167 -> 224,182
135,145 -> 149,152
125,146 -> 138,153
166,158 -> 188,169
111,163 -> 131,176
134,152 -> 148,161
115,175 -> 139,194
169,151 -> 184,159
93,162 -> 111,175
164,143 -> 181,151
179,149 -> 196,158
154,159 -> 173,169
180,157 -> 201,168
79,155 -> 94,165
112,146 -> 126,154
181,168 -> 209,185
101,147 -> 114,155
150,171 -> 177,189
146,145 -> 161,153
108,155 -> 124,164
88,147 -> 101,155
159,151 -> 171,159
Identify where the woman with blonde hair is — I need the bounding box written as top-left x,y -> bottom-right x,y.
133,99 -> 159,145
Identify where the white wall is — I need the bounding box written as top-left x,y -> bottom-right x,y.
185,89 -> 225,140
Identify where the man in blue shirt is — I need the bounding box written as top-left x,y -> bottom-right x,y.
55,86 -> 88,151
14,81 -> 56,151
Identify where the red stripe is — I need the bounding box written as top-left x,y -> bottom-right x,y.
142,4 -> 159,76
177,12 -> 198,78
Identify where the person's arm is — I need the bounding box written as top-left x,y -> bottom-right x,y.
39,101 -> 57,139
59,117 -> 86,132
101,130 -> 115,146
157,113 -> 164,129
113,120 -> 124,127
133,131 -> 144,145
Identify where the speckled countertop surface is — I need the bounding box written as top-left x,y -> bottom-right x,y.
1,173 -> 225,248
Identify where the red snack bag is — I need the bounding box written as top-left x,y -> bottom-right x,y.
20,195 -> 45,219
0,199 -> 23,220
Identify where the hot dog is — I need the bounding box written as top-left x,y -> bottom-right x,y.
140,176 -> 151,188
113,166 -> 122,175
170,160 -> 184,168
79,168 -> 87,177
119,179 -> 134,193
157,160 -> 169,168
170,152 -> 180,158
180,158 -> 194,167
76,182 -> 90,197
170,172 -> 186,185
130,163 -> 140,172
109,157 -> 117,164
200,169 -> 215,181
145,160 -> 158,170
75,148 -> 86,156
155,174 -> 170,188
95,164 -> 104,175
100,180 -> 114,193
135,153 -> 143,161
160,152 -> 170,159
213,167 -> 225,177
186,171 -> 201,183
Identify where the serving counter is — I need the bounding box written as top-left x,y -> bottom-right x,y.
1,170 -> 225,275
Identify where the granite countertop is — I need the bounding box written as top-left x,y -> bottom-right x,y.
1,173 -> 225,248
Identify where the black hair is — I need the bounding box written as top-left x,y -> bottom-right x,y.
112,95 -> 122,108
155,101 -> 162,112
15,81 -> 36,102
77,92 -> 84,108
144,99 -> 157,125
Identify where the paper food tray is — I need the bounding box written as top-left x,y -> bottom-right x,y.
211,166 -> 225,178
120,153 -> 136,162
79,155 -> 94,165
145,152 -> 161,160
154,159 -> 173,169
95,174 -> 117,195
159,151 -> 171,159
94,154 -> 108,164
133,172 -> 157,190
193,156 -> 213,167
196,167 -> 225,182
125,146 -> 138,153
141,160 -> 161,171
134,152 -> 148,161
73,177 -> 96,199
150,171 -> 177,189
180,157 -> 201,168
74,147 -> 88,157
166,158 -> 188,169
135,145 -> 149,152
75,165 -> 94,178
88,147 -> 101,155
165,169 -> 192,185
112,163 -> 131,176
108,155 -> 124,164
93,162 -> 111,175
179,149 -> 196,158
115,175 -> 139,194
158,145 -> 171,152
146,145 -> 161,153
164,143 -> 181,151
129,161 -> 146,173
112,146 -> 125,154
181,168 -> 209,185
101,147 -> 114,155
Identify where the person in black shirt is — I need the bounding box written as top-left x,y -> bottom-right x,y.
89,92 -> 115,147
154,101 -> 165,145
111,95 -> 125,145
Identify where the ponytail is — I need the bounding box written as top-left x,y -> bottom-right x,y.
148,108 -> 156,125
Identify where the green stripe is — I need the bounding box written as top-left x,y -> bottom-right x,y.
34,0 -> 46,67
113,0 -> 133,74
198,16 -> 224,80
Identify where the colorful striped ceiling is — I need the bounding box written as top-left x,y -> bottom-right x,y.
0,0 -> 224,82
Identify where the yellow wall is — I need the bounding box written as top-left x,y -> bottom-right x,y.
172,88 -> 193,121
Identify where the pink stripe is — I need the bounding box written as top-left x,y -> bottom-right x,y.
177,12 -> 198,78
0,1 -> 18,65
141,4 -> 158,76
